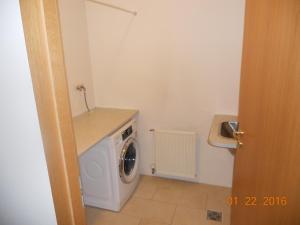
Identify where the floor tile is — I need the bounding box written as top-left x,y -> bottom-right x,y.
85,176 -> 232,225
122,197 -> 176,224
206,198 -> 231,214
134,179 -> 158,199
178,187 -> 207,210
85,207 -> 141,225
139,218 -> 170,225
153,185 -> 184,204
205,185 -> 232,200
172,207 -> 206,225
206,187 -> 231,214
205,186 -> 231,225
141,175 -> 187,188
134,176 -> 187,201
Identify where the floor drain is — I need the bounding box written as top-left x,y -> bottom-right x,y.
207,210 -> 222,222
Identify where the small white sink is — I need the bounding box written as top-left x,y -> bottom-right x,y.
208,114 -> 238,149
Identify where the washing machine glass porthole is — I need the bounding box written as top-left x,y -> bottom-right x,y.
120,138 -> 139,183
124,143 -> 136,175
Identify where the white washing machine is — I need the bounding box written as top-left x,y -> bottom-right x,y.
79,119 -> 140,211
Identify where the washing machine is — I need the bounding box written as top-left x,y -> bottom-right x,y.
79,119 -> 140,211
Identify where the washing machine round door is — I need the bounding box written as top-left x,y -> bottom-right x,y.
119,138 -> 139,183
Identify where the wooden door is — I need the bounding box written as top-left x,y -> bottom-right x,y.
19,0 -> 86,224
231,0 -> 300,224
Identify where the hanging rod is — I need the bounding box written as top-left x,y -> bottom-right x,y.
86,0 -> 138,16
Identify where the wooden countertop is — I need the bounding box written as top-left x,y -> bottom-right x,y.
73,107 -> 138,156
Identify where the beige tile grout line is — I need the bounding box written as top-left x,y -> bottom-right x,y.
170,204 -> 178,225
150,184 -> 159,200
204,193 -> 209,211
137,217 -> 142,225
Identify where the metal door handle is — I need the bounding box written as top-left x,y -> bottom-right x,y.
234,131 -> 245,137
237,140 -> 243,148
234,130 -> 244,149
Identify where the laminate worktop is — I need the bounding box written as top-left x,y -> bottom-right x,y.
73,107 -> 138,156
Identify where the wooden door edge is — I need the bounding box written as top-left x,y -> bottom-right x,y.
19,0 -> 86,224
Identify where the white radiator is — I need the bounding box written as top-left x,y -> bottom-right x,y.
153,130 -> 197,180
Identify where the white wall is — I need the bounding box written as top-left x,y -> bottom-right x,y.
0,1 -> 57,224
58,0 -> 95,116
85,0 -> 245,187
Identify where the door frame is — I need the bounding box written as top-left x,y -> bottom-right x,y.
19,0 -> 86,224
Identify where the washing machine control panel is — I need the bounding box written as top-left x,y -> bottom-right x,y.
122,126 -> 133,140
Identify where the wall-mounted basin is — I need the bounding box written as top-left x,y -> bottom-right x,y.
208,115 -> 238,149
220,121 -> 239,138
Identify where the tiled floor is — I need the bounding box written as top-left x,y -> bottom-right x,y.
86,176 -> 232,225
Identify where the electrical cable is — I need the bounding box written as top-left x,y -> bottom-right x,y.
83,89 -> 91,112
76,85 -> 91,113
